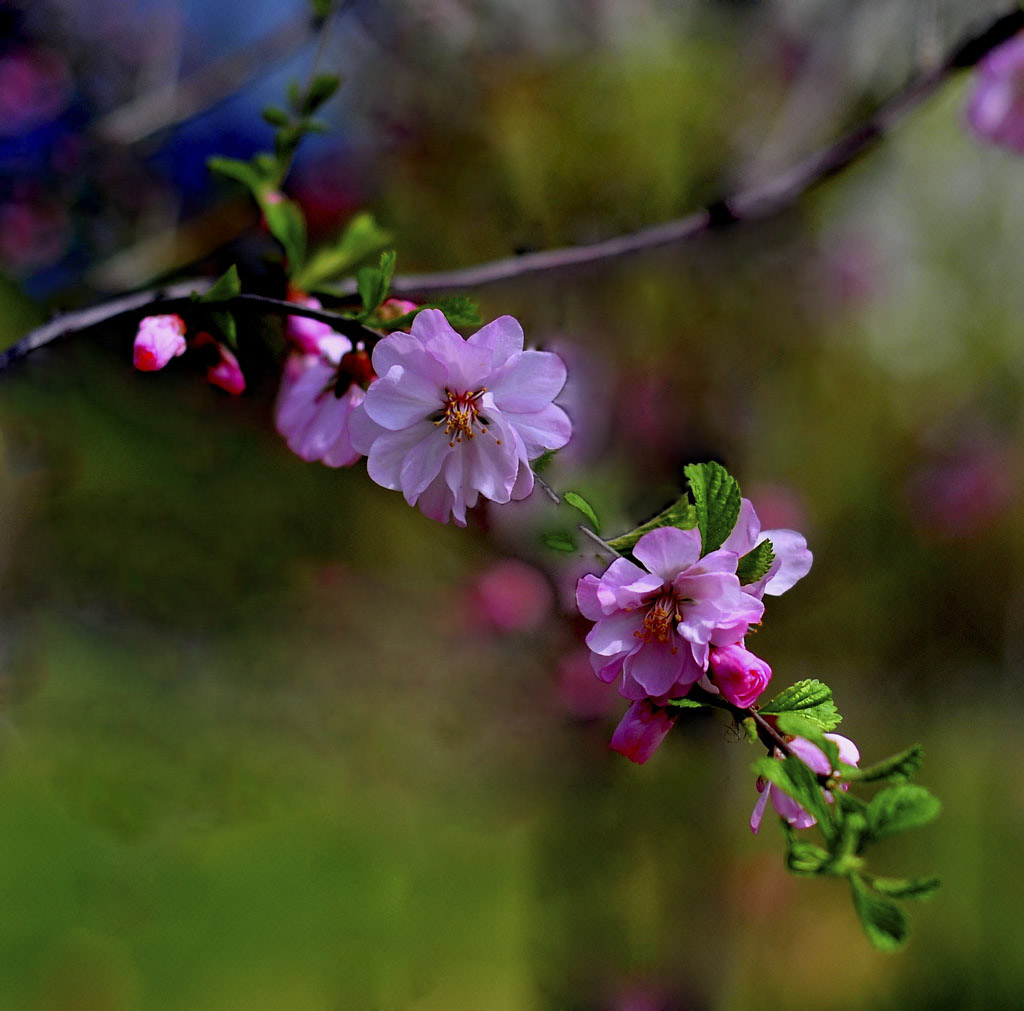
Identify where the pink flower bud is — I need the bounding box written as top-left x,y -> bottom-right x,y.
191,331 -> 246,395
376,298 -> 418,323
609,700 -> 678,764
132,314 -> 187,371
966,33 -> 1024,153
708,644 -> 772,708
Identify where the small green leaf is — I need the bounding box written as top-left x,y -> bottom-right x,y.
850,874 -> 910,952
866,784 -> 941,840
843,744 -> 924,784
737,538 -> 775,585
564,492 -> 600,532
208,155 -> 271,196
356,250 -> 397,316
684,461 -> 741,554
199,265 -> 242,304
262,105 -> 290,127
606,496 -> 697,554
863,874 -> 941,901
295,212 -> 392,290
786,839 -> 831,876
752,754 -> 834,839
209,310 -> 238,352
531,449 -> 557,473
303,73 -> 341,115
760,678 -> 842,732
774,713 -> 840,769
428,295 -> 483,329
666,697 -> 714,710
259,193 -> 307,272
542,531 -> 577,553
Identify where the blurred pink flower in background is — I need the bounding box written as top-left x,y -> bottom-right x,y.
0,46 -> 71,137
0,197 -> 70,275
467,559 -> 554,634
966,31 -> 1024,152
285,292 -> 338,355
750,733 -> 860,833
556,648 -> 617,721
132,314 -> 187,371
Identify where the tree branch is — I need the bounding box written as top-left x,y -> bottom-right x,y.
4,6 -> 1022,371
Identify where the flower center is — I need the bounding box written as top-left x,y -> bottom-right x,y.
634,591 -> 683,649
434,388 -> 500,448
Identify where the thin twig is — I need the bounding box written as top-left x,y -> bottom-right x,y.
577,524 -> 622,559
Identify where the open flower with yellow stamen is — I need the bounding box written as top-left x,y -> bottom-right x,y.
576,527 -> 764,702
349,309 -> 571,525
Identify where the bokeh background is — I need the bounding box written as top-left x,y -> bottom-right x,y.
1,0 -> 1023,1007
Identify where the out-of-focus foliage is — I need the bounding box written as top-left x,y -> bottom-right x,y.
2,0 -> 1024,1007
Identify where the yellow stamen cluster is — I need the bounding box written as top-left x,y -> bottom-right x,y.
434,388 -> 500,448
634,592 -> 682,653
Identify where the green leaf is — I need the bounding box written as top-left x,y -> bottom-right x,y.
427,295 -> 483,329
564,492 -> 600,532
666,697 -> 714,710
303,73 -> 341,115
774,713 -> 840,769
843,744 -> 924,784
356,250 -> 397,317
531,449 -> 557,473
542,531 -> 577,553
259,193 -> 307,272
262,105 -> 290,127
760,679 -> 842,732
209,310 -> 238,352
606,495 -> 697,554
736,538 -> 775,585
295,212 -> 392,290
786,839 -> 831,876
866,784 -> 941,840
199,265 -> 242,304
752,754 -> 834,840
310,0 -> 334,17
684,461 -> 741,554
208,155 -> 271,197
863,874 -> 941,901
850,874 -> 910,952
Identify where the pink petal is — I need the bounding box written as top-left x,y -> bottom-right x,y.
488,350 -> 567,412
365,424 -> 434,491
760,528 -> 813,596
363,366 -> 439,429
632,527 -> 702,581
586,611 -> 643,657
623,640 -> 685,698
466,314 -> 524,364
500,403 -> 572,457
721,498 -> 761,555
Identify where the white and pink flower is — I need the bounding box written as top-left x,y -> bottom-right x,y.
722,497 -> 813,600
349,309 -> 571,526
750,733 -> 860,834
576,526 -> 764,702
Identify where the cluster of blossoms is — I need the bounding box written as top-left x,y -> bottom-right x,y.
275,302 -> 571,526
132,313 -> 245,395
574,497 -> 847,832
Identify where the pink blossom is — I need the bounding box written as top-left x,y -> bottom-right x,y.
708,643 -> 771,708
348,309 -> 571,526
721,498 -> 812,600
377,298 -> 419,323
132,314 -> 187,371
557,649 -> 617,721
286,293 -> 338,355
576,526 -> 764,701
966,32 -> 1024,152
609,699 -> 678,764
275,329 -> 373,468
192,332 -> 245,395
750,733 -> 860,834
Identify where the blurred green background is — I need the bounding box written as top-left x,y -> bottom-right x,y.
2,1 -> 1024,1007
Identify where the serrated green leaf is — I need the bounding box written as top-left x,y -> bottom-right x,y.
209,310 -> 238,352
842,744 -> 924,784
295,212 -> 392,290
259,193 -> 307,272
737,538 -> 775,585
199,265 -> 242,304
850,874 -> 910,952
356,250 -> 397,317
760,678 -> 842,732
542,531 -> 577,553
863,874 -> 941,901
866,784 -> 941,840
564,491 -> 600,532
684,461 -> 741,554
606,496 -> 697,554
428,295 -> 483,328
303,73 -> 341,115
